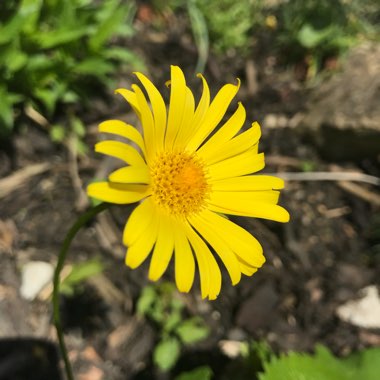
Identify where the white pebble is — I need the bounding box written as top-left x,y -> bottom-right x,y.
20,261 -> 54,300
336,286 -> 380,329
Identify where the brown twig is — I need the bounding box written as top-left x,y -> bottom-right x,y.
24,105 -> 49,129
275,171 -> 380,206
337,181 -> 380,207
67,135 -> 90,211
276,171 -> 380,186
0,163 -> 52,199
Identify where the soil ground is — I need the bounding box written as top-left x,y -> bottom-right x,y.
0,8 -> 379,380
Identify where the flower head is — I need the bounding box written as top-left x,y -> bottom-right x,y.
88,66 -> 289,300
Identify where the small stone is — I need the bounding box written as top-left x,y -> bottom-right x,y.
219,340 -> 245,358
20,261 -> 54,301
336,286 -> 380,329
263,114 -> 278,129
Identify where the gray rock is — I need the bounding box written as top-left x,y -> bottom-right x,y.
301,43 -> 380,160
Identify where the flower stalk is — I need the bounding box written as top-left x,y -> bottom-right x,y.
53,202 -> 109,380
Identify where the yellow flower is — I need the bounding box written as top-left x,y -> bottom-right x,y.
265,15 -> 278,30
87,66 -> 289,300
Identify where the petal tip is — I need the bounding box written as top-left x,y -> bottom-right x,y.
208,294 -> 218,301
177,286 -> 191,294
148,272 -> 159,282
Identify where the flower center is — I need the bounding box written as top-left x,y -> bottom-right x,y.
150,151 -> 209,216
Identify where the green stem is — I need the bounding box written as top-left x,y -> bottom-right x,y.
53,202 -> 109,380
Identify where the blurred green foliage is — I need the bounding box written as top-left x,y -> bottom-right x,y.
60,258 -> 104,296
137,282 -> 210,372
156,0 -> 265,57
259,344 -> 380,380
175,366 -> 213,380
156,0 -> 379,77
186,0 -> 209,73
276,0 -> 380,76
193,0 -> 265,56
0,0 -> 143,137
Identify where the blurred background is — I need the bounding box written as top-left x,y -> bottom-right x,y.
0,1 -> 379,379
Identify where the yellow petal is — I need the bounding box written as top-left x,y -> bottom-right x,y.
174,221 -> 195,293
135,72 -> 166,152
165,65 -> 187,150
184,222 -> 222,300
98,120 -> 145,154
115,88 -> 141,118
186,79 -> 240,151
211,175 -> 285,192
95,141 -> 145,166
178,74 -> 210,148
123,198 -> 155,246
87,182 -> 149,204
209,190 -> 280,206
173,87 -> 196,148
132,84 -> 156,162
238,258 -> 259,276
208,151 -> 265,181
125,212 -> 159,269
199,210 -> 265,268
191,74 -> 210,129
208,201 -> 290,223
189,215 -> 241,286
200,122 -> 261,165
148,214 -> 174,281
109,165 -> 150,184
197,102 -> 246,158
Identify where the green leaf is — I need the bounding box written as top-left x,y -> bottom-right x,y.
259,346 -> 347,380
163,309 -> 182,333
153,337 -> 181,372
25,55 -> 56,72
150,300 -> 165,324
137,286 -> 157,316
187,0 -> 209,73
301,160 -> 316,172
344,347 -> 380,380
74,138 -> 89,156
175,366 -> 213,380
0,40 -> 29,76
73,58 -> 113,76
249,340 -> 272,363
104,47 -> 146,69
70,116 -> 86,137
89,1 -> 136,50
50,124 -> 66,142
0,12 -> 26,44
57,0 -> 77,30
0,100 -> 14,133
176,318 -> 209,345
0,87 -> 23,133
34,87 -> 58,115
259,345 -> 380,380
62,90 -> 79,104
19,0 -> 43,34
60,258 -> 104,296
297,24 -> 332,48
36,28 -> 90,49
